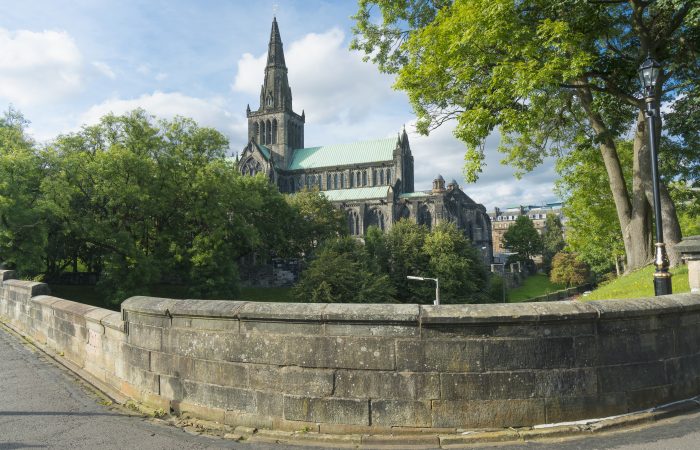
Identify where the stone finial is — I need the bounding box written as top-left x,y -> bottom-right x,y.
676,235 -> 700,293
432,174 -> 446,193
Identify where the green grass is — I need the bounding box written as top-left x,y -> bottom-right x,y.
584,264 -> 689,301
508,274 -> 565,303
48,284 -> 295,311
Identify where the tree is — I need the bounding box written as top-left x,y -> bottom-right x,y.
292,236 -> 396,303
352,0 -> 699,270
502,216 -> 542,263
556,141 -> 630,276
0,108 -> 48,275
550,252 -> 591,287
284,188 -> 347,258
541,214 -> 565,274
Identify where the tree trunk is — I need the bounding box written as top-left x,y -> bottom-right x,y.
579,85 -> 653,272
636,111 -> 683,266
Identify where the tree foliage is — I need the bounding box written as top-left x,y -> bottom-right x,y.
284,188 -> 347,257
292,236 -> 396,303
352,0 -> 700,270
550,252 -> 591,288
502,216 -> 542,262
541,213 -> 565,274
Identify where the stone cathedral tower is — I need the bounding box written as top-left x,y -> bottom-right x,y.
246,17 -> 305,170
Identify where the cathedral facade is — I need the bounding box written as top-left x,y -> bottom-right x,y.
238,18 -> 493,264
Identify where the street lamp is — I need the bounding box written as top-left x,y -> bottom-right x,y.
638,55 -> 672,295
407,276 -> 440,305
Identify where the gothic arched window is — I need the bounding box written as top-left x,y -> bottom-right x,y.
379,170 -> 384,185
334,173 -> 338,189
241,158 -> 262,177
326,174 -> 331,189
272,119 -> 277,144
265,120 -> 272,144
386,169 -> 391,184
267,95 -> 273,107
362,171 -> 367,186
253,122 -> 259,141
340,173 -> 345,189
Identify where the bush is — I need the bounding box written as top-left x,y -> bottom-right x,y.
550,252 -> 591,287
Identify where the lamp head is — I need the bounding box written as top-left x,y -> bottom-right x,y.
639,55 -> 661,98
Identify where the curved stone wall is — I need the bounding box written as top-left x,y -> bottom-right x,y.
1,272 -> 699,433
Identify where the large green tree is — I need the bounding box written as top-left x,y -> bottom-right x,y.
0,109 -> 48,275
541,213 -> 565,275
502,216 -> 543,263
352,0 -> 699,270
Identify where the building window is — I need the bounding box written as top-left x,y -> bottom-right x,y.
350,173 -> 354,188
379,170 -> 384,185
340,173 -> 345,189
356,172 -> 361,186
362,171 -> 367,186
334,173 -> 338,189
386,169 -> 391,184
327,174 -> 331,189
372,169 -> 377,185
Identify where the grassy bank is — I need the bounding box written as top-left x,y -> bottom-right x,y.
508,274 -> 565,303
584,264 -> 689,301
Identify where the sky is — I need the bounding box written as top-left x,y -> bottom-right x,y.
0,0 -> 560,210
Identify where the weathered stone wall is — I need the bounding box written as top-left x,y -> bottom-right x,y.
1,269 -> 700,433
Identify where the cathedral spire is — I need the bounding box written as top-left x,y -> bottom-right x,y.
267,17 -> 286,68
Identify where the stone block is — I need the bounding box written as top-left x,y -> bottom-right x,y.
325,323 -> 419,337
665,354 -> 700,386
535,368 -> 597,398
0,269 -> 16,281
597,330 -> 674,365
126,311 -> 170,328
285,336 -> 394,370
284,395 -> 369,425
181,380 -> 256,413
249,365 -> 333,396
420,303 -> 540,325
574,336 -> 599,366
238,302 -> 325,321
334,370 -> 439,400
323,303 -> 419,323
544,393 -> 627,423
240,320 -> 322,336
626,385 -> 672,411
676,325 -> 700,356
529,301 -> 598,321
598,361 -> 667,393
193,358 -> 247,388
396,340 -> 482,372
126,366 -> 160,394
160,374 -> 185,399
123,343 -> 150,370
254,390 -> 284,417
371,400 -> 432,427
421,323 -> 542,339
163,328 -> 235,360
590,297 -> 681,320
440,371 -> 536,400
149,351 -> 195,379
431,398 -> 545,428
483,337 -> 574,370
127,322 -> 163,351
172,316 -> 239,331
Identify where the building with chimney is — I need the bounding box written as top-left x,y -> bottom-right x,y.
238,18 -> 492,263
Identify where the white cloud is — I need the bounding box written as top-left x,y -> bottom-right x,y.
0,28 -> 82,105
233,27 -> 398,125
408,121 -> 560,210
79,91 -> 245,151
92,61 -> 116,79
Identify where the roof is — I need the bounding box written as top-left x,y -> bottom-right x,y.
255,142 -> 271,160
322,186 -> 391,202
399,192 -> 430,199
288,137 -> 397,170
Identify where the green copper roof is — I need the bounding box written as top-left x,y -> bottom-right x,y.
288,137 -> 397,170
399,191 -> 430,199
322,186 -> 391,202
256,143 -> 271,160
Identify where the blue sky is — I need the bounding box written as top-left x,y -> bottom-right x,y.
0,0 -> 559,209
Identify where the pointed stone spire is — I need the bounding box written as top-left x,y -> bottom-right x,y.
267,17 -> 286,68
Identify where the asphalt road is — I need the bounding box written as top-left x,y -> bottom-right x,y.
2,322 -> 700,450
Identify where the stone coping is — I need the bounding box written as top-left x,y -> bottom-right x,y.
121,293 -> 700,324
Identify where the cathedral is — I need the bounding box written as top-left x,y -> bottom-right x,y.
238,18 -> 493,264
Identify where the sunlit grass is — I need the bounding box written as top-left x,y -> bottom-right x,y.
508,274 -> 565,303
584,265 -> 690,301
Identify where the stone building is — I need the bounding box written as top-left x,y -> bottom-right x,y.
489,203 -> 564,262
238,18 -> 492,264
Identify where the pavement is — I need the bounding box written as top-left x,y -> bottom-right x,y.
2,321 -> 700,450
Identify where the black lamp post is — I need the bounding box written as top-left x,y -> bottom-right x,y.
638,55 -> 672,295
